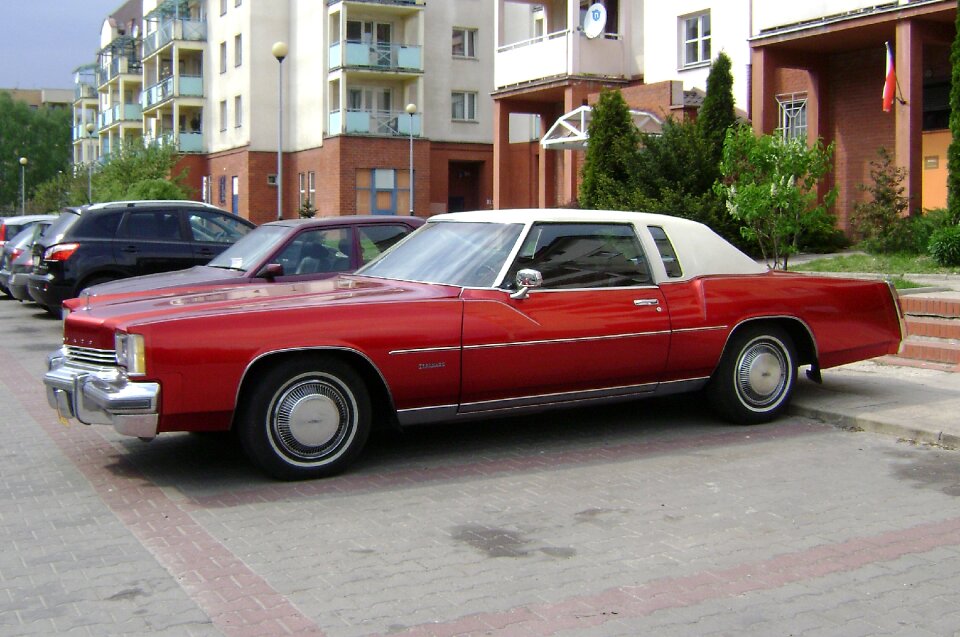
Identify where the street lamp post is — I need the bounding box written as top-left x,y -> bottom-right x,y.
405,103 -> 417,215
19,157 -> 28,214
86,122 -> 96,203
272,41 -> 288,221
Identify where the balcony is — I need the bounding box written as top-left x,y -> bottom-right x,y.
494,29 -> 625,89
145,131 -> 203,153
98,57 -> 143,87
141,75 -> 204,109
143,19 -> 207,57
98,103 -> 143,128
329,108 -> 421,136
75,82 -> 97,101
327,0 -> 423,7
329,41 -> 422,74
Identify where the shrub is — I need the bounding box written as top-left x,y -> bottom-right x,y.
928,225 -> 960,266
850,147 -> 911,253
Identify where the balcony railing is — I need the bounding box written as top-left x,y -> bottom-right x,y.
143,19 -> 207,57
98,103 -> 143,128
329,109 -> 421,136
141,74 -> 204,109
98,57 -> 143,86
145,131 -> 203,153
75,83 -> 97,100
495,29 -> 625,89
327,0 -> 423,6
329,41 -> 422,72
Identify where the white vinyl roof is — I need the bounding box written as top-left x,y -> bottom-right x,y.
540,105 -> 663,151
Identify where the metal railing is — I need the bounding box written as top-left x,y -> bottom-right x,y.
143,19 -> 207,57
329,109 -> 421,137
329,41 -> 422,71
141,74 -> 203,109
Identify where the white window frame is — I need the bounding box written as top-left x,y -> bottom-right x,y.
219,100 -> 227,132
777,93 -> 808,141
452,27 -> 478,58
234,34 -> 242,67
219,41 -> 227,74
680,11 -> 711,68
234,95 -> 242,128
451,91 -> 478,122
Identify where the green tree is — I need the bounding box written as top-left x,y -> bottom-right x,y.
92,143 -> 190,201
578,88 -> 641,210
126,178 -> 188,200
697,51 -> 736,167
0,92 -> 72,211
948,7 -> 960,224
717,126 -> 837,269
850,147 -> 913,253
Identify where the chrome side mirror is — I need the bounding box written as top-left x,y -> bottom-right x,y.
510,268 -> 543,300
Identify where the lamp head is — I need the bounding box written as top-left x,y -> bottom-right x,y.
19,157 -> 27,166
405,103 -> 417,115
272,41 -> 289,62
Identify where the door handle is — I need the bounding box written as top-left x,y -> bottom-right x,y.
633,299 -> 659,306
121,246 -> 138,253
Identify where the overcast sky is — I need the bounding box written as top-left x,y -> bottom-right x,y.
0,0 -> 128,90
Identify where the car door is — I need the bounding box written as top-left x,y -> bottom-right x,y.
459,222 -> 671,412
116,209 -> 195,276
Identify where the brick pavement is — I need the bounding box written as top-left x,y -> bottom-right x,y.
2,300 -> 960,636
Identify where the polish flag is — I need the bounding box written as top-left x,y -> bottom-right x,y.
883,41 -> 896,112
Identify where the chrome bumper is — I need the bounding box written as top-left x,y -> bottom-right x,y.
44,349 -> 160,439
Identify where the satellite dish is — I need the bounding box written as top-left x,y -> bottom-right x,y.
583,3 -> 607,39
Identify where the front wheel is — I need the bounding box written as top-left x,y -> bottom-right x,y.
707,325 -> 796,425
238,356 -> 371,480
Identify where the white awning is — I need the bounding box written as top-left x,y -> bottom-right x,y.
540,105 -> 663,151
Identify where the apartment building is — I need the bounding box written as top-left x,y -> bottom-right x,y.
73,0 -> 495,223
492,0 -> 955,225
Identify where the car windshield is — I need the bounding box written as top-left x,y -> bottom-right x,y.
358,221 -> 524,287
207,225 -> 290,272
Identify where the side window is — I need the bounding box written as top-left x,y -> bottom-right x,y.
358,224 -> 413,263
648,226 -> 683,278
507,223 -> 651,289
76,211 -> 123,238
121,211 -> 183,240
188,210 -> 251,243
274,228 -> 351,275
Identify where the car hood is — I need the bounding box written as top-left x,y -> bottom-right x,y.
83,265 -> 245,297
64,274 -> 462,332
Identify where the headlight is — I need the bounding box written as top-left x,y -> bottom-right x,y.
115,332 -> 146,376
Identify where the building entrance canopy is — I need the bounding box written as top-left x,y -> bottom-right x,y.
540,105 -> 663,150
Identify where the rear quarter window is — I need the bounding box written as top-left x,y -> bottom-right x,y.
648,226 -> 683,278
72,211 -> 124,239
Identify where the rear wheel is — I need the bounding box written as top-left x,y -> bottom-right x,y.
238,356 -> 371,480
707,325 -> 796,424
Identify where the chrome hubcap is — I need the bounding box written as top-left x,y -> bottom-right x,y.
271,378 -> 351,460
736,340 -> 788,408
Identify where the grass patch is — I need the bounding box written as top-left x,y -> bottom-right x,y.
794,252 -> 960,275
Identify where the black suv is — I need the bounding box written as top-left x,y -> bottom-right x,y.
28,200 -> 255,316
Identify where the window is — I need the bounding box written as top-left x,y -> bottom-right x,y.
452,28 -> 477,58
648,226 -> 682,278
235,0 -> 241,5
451,91 -> 478,121
234,34 -> 242,67
358,224 -> 412,263
680,11 -> 711,67
275,228 -> 351,275
777,93 -> 807,141
188,210 -> 251,244
234,95 -> 242,128
218,176 -> 227,204
219,41 -> 227,73
356,168 -> 408,215
506,223 -> 651,289
298,171 -> 316,210
220,0 -> 227,15
219,100 -> 227,132
121,211 -> 183,240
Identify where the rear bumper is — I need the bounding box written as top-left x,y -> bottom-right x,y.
44,349 -> 160,439
27,273 -> 71,309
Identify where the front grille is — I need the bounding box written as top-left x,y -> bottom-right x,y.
64,345 -> 117,368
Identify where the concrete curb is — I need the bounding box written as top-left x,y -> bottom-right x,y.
789,403 -> 960,450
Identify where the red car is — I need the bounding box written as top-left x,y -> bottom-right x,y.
44,210 -> 903,480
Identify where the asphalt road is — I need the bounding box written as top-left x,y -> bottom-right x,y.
2,295 -> 960,636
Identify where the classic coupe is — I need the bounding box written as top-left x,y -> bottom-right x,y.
44,210 -> 904,480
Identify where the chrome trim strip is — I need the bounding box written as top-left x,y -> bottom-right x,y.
389,345 -> 460,356
459,382 -> 657,414
396,405 -> 459,426
671,325 -> 728,334
721,316 -> 820,363
464,330 -> 670,351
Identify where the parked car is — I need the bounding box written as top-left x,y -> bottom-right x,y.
44,209 -> 903,480
27,200 -> 255,317
82,215 -> 424,299
0,218 -> 55,298
0,214 -> 58,250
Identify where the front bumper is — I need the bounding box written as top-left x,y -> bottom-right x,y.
44,349 -> 160,439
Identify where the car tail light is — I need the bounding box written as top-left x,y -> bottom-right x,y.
44,243 -> 80,262
10,247 -> 24,260
0,225 -> 6,242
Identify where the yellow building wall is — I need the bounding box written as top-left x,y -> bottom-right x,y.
922,130 -> 950,210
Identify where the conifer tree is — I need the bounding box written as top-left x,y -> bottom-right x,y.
578,88 -> 641,210
948,9 -> 960,224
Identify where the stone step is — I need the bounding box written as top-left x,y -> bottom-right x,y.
899,295 -> 960,319
897,336 -> 960,366
905,315 -> 960,340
